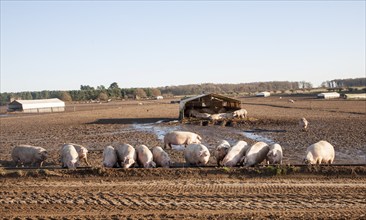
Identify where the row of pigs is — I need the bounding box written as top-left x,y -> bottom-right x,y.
10,131 -> 335,168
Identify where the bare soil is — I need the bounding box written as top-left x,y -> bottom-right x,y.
0,96 -> 365,219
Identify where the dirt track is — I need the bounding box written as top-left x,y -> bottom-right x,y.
0,96 -> 366,219
1,172 -> 366,219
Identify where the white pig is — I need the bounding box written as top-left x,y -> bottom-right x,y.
61,144 -> 79,169
209,114 -> 223,120
209,113 -> 233,120
152,146 -> 171,168
184,144 -> 210,166
299,118 -> 309,131
64,143 -> 90,166
266,143 -> 283,165
136,145 -> 156,168
215,140 -> 231,166
11,145 -> 48,168
115,144 -> 137,168
188,109 -> 211,119
304,140 -> 335,165
164,131 -> 202,149
194,112 -> 211,119
233,109 -> 248,119
102,145 -> 118,168
222,141 -> 249,167
243,142 -> 270,167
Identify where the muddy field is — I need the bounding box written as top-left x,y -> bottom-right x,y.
0,95 -> 366,219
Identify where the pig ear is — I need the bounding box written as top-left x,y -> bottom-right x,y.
197,135 -> 202,140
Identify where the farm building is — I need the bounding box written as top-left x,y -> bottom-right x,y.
7,98 -> 65,113
317,92 -> 340,99
344,93 -> 366,100
155,96 -> 164,100
179,93 -> 241,119
256,91 -> 271,97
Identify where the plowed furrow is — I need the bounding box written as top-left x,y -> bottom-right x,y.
1,177 -> 365,219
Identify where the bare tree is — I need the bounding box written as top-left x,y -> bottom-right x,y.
60,91 -> 72,102
134,88 -> 147,99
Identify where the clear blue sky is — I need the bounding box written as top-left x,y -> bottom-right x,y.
1,1 -> 365,92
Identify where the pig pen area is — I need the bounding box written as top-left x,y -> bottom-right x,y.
0,97 -> 366,219
1,97 -> 365,166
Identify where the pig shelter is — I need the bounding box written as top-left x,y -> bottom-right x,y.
179,93 -> 241,120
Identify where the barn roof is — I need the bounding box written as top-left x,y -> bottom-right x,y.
179,93 -> 240,108
9,98 -> 65,109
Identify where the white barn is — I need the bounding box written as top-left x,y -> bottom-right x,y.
8,98 -> 65,113
317,92 -> 340,99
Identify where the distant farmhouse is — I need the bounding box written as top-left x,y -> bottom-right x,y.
8,98 -> 65,113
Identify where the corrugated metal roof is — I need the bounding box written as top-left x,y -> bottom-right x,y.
9,98 -> 65,109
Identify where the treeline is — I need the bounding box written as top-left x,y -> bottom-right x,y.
2,78 -> 364,106
0,82 -> 161,106
321,77 -> 366,88
158,81 -> 304,96
0,81 -> 307,106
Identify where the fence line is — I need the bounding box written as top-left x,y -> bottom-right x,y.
0,100 -> 174,115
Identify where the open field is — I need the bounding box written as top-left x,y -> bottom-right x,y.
0,95 -> 366,219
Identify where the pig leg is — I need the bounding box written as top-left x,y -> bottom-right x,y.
316,158 -> 322,165
84,158 -> 90,166
13,158 -> 20,168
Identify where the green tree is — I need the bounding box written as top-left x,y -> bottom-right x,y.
97,85 -> 106,91
145,88 -> 152,97
22,92 -> 33,100
80,85 -> 94,90
0,93 -> 10,105
109,82 -> 119,89
40,90 -> 50,99
31,92 -> 41,99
